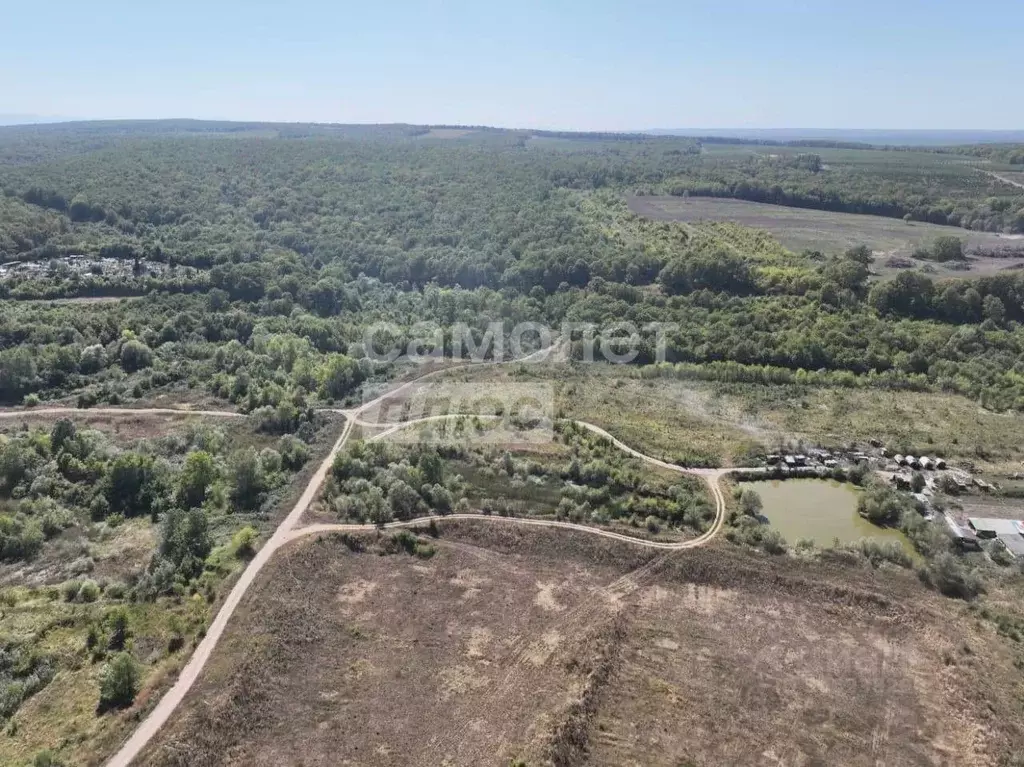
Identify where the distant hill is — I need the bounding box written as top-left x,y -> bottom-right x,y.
647,128 -> 1024,146
0,114 -> 74,126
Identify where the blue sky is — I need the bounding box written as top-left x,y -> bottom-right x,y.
4,0 -> 1022,129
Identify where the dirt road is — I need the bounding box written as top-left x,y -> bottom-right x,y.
0,406 -> 245,420
0,350 -> 727,766
984,170 -> 1024,190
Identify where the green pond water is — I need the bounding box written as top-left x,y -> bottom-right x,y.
744,479 -> 914,551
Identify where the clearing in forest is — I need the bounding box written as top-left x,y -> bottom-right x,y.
134,523 -> 1024,766
628,195 -> 1024,276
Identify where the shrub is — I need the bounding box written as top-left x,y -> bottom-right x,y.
857,482 -> 912,526
760,528 -> 787,555
231,526 -> 259,560
277,435 -> 310,470
62,580 -> 82,602
33,750 -> 64,767
931,236 -> 965,262
106,607 -> 130,651
0,514 -> 44,562
98,652 -> 139,711
104,582 -> 126,600
910,471 -> 926,493
645,515 -> 661,534
227,449 -> 265,510
175,451 -> 217,510
78,580 -> 101,603
848,538 -> 913,568
739,489 -> 763,517
921,553 -> 984,600
23,393 -> 40,408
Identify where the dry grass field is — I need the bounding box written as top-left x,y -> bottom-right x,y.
136,523 -> 1024,766
627,196 -> 1024,276
383,363 -> 1024,474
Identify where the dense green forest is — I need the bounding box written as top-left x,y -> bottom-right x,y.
2,121 -> 1024,413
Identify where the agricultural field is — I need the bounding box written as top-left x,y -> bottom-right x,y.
134,524 -> 1024,766
627,196 -> 1024,275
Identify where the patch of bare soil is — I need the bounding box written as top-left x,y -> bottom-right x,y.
137,525 -> 1024,766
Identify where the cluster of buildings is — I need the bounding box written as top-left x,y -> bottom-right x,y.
766,441 -> 1024,561
765,450 -> 844,470
944,515 -> 1024,557
892,454 -> 947,471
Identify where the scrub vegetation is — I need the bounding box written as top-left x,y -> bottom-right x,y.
2,121 -> 1024,764
0,411 -> 332,766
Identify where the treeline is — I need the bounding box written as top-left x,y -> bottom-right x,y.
665,176 -> 1024,232
939,144 -> 1024,166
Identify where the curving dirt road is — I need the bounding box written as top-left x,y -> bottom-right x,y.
32,350 -> 730,766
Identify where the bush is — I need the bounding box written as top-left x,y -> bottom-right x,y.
0,514 -> 44,562
106,607 -> 130,651
33,750 -> 65,767
760,528 -> 787,555
104,582 -> 126,600
98,652 -> 139,711
227,449 -> 265,510
23,393 -> 40,408
847,538 -> 913,568
61,580 -> 82,602
857,482 -> 912,526
729,517 -> 787,554
739,488 -> 763,517
932,236 -> 965,262
78,580 -> 101,603
921,553 -> 984,600
231,526 -> 258,559
278,435 -> 311,470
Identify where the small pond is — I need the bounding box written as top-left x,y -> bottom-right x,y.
743,479 -> 914,552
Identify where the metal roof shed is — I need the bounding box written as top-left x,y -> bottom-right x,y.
969,518 -> 1024,538
997,534 -> 1024,558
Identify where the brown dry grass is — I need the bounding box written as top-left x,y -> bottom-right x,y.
0,410 -> 212,441
137,523 -> 1024,767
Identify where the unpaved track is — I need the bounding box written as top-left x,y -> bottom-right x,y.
104,415 -> 355,767
56,349 -> 730,766
0,407 -> 245,420
985,170 -> 1024,190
